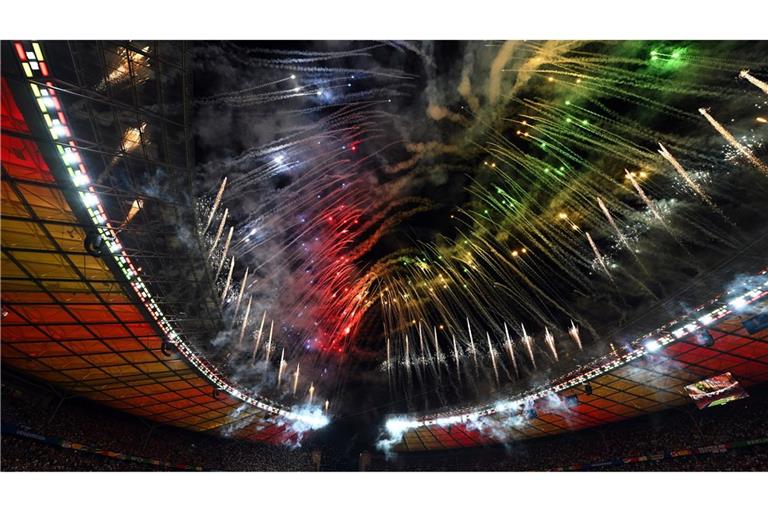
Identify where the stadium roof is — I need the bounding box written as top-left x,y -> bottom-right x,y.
1,41 -> 309,444
2,40 -> 767,451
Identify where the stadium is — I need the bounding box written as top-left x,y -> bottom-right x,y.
2,34 -> 768,479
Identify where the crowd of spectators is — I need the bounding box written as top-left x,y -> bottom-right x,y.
3,376 -> 767,471
378,442 -> 768,471
1,379 -> 314,471
371,384 -> 768,471
596,446 -> 768,471
2,436 -> 158,471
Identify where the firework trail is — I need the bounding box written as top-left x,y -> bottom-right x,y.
277,348 -> 286,386
293,363 -> 300,395
596,196 -> 633,253
418,323 -> 425,362
486,332 -> 500,385
467,318 -> 479,372
234,267 -> 249,317
521,323 -> 536,368
699,108 -> 768,176
237,296 -> 252,347
208,208 -> 229,258
404,335 -> 411,380
544,327 -> 558,361
214,227 -> 234,280
386,337 -> 391,378
452,334 -> 461,379
432,325 -> 442,374
251,310 -> 266,362
585,231 -> 612,278
568,320 -> 583,351
309,382 -> 315,404
504,322 -> 518,377
658,143 -> 714,205
595,195 -> 649,273
625,169 -> 663,222
221,256 -> 235,301
265,320 -> 274,362
197,75 -> 298,105
740,69 -> 768,95
204,177 -> 227,232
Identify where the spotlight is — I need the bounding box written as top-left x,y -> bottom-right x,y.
729,296 -> 748,310
644,339 -> 661,352
81,192 -> 99,207
72,172 -> 90,187
63,150 -> 80,165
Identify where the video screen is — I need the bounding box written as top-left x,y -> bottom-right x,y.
684,372 -> 749,409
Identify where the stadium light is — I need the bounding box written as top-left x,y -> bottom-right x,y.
644,339 -> 661,352
729,296 -> 748,310
385,417 -> 420,436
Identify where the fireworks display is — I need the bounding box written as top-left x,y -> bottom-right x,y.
186,41 -> 767,437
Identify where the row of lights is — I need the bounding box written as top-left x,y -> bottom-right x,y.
14,41 -> 327,430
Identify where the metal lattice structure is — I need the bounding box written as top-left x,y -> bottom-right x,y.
10,41 -> 223,350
